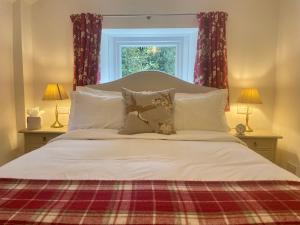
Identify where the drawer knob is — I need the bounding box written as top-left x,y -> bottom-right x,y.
42,136 -> 47,142
254,142 -> 257,147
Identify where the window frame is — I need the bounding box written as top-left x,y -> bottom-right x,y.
100,28 -> 198,83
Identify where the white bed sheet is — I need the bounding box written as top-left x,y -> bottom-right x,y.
0,129 -> 298,181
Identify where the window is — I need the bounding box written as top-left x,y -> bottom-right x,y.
100,28 -> 198,83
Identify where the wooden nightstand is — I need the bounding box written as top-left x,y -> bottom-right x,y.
19,127 -> 67,153
233,130 -> 282,163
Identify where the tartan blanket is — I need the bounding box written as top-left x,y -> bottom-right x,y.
0,179 -> 300,225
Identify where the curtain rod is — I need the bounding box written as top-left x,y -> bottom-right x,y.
102,13 -> 197,18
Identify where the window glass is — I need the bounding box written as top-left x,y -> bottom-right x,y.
121,46 -> 176,76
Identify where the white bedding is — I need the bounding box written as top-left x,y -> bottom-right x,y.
0,129 -> 298,181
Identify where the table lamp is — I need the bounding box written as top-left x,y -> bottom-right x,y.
237,88 -> 262,132
42,83 -> 69,128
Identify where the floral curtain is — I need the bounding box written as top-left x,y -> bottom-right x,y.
194,12 -> 228,89
70,13 -> 103,90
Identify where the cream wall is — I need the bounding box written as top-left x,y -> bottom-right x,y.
21,1 -> 34,111
30,0 -> 279,129
273,0 -> 300,175
0,1 -> 21,165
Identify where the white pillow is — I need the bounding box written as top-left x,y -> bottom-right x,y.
76,86 -> 121,97
176,93 -> 203,99
69,91 -> 124,131
174,89 -> 229,131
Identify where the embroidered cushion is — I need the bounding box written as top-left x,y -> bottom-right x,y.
119,88 -> 176,135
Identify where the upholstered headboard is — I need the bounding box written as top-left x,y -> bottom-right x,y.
87,71 -> 216,93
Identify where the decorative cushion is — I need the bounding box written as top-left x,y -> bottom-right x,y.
119,88 -> 176,135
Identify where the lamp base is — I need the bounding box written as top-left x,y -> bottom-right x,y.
245,125 -> 253,132
51,120 -> 64,128
245,108 -> 254,132
51,103 -> 64,128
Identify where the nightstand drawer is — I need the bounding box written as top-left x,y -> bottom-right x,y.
255,150 -> 274,162
240,138 -> 277,162
25,133 -> 59,145
234,131 -> 281,164
20,130 -> 65,153
25,143 -> 44,153
241,138 -> 276,150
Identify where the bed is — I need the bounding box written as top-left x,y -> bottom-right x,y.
0,71 -> 299,225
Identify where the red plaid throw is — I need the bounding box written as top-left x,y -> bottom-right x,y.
0,179 -> 299,225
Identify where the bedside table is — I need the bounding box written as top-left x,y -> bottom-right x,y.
19,127 -> 67,153
233,130 -> 282,163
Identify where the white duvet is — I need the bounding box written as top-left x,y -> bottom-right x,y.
0,129 -> 298,181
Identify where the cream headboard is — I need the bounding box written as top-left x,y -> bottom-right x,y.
87,71 -> 217,93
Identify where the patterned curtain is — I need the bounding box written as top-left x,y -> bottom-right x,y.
70,13 -> 103,90
194,12 -> 228,89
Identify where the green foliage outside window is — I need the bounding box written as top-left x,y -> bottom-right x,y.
121,46 -> 176,77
